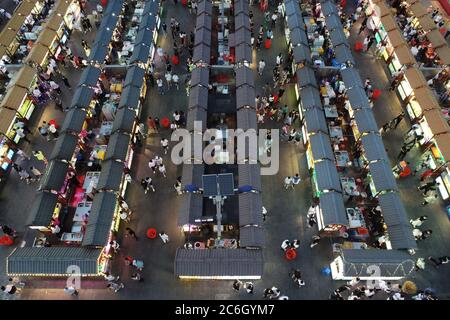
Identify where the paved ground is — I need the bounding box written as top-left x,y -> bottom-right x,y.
0,1 -> 450,300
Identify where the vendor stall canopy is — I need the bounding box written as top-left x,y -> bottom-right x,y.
95,21 -> 115,45
319,191 -> 348,227
97,160 -> 125,192
426,29 -> 447,49
297,66 -> 318,89
387,223 -> 418,250
104,132 -> 131,162
79,66 -> 101,88
82,191 -> 118,247
314,159 -> 343,192
334,45 -> 355,66
0,108 -> 17,134
104,0 -> 124,17
239,192 -> 263,227
360,132 -> 389,162
376,2 -> 391,18
236,84 -> 256,110
417,15 -> 437,32
190,85 -> 209,109
192,43 -> 211,64
54,0 -> 73,15
233,28 -> 252,47
378,192 -> 412,227
70,86 -> 95,109
140,13 -> 157,32
178,192 -> 203,226
285,0 -> 301,17
186,108 -> 208,132
197,0 -> 213,16
49,132 -> 78,162
235,43 -> 253,64
25,43 -> 50,67
380,15 -> 398,32
61,108 -> 87,134
36,29 -> 59,49
320,1 -> 337,17
412,86 -> 440,112
238,164 -> 262,191
16,0 -> 42,16
423,109 -> 450,136
340,68 -> 363,90
143,0 -> 160,17
289,27 -> 309,47
0,86 -> 28,111
235,12 -> 251,32
304,106 -> 329,134
7,247 -> 102,276
7,14 -> 26,32
338,249 -> 416,278
346,86 -> 372,110
38,160 -> 69,192
237,108 -> 258,132
12,65 -> 37,89
130,43 -> 151,64
309,131 -> 334,161
409,2 -> 428,18
433,133 -> 450,163
368,160 -> 399,192
387,29 -> 406,48
112,108 -> 136,134
235,66 -> 255,89
135,27 -> 154,47
175,248 -> 263,278
118,84 -> 141,111
324,13 -> 343,31
404,67 -> 427,90
0,28 -> 19,49
240,225 -> 264,248
286,13 -> 306,32
194,27 -> 212,47
299,86 -> 322,109
435,46 -> 450,65
196,13 -> 212,32
353,108 -> 379,133
234,0 -> 249,15
124,65 -> 146,89
88,43 -> 108,64
329,29 -> 349,48
292,43 -> 312,64
394,44 -> 416,66
28,191 -> 58,228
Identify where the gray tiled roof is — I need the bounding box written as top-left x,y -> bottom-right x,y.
314,159 -> 342,192
197,0 -> 212,16
235,66 -> 255,89
239,226 -> 264,248
235,43 -> 252,63
28,192 -> 58,227
297,66 -> 318,88
140,13 -> 156,32
195,13 -> 212,31
104,132 -> 131,162
353,108 -> 379,133
192,44 -> 211,64
319,191 -> 348,227
329,29 -> 349,47
236,84 -> 256,110
238,193 -> 263,227
304,106 -> 328,134
289,27 -> 308,47
321,0 -> 337,16
130,43 -> 151,64
88,43 -> 108,63
70,86 -> 95,109
142,0 -> 159,17
190,67 -> 210,88
49,132 -> 78,162
79,66 -> 101,87
237,108 -> 257,132
235,12 -> 250,32
112,108 -> 136,134
7,247 -> 102,276
61,109 -> 87,134
341,67 -> 363,90
194,27 -> 212,47
234,0 -> 249,15
346,86 -> 372,110
174,248 -> 263,277
39,160 -> 69,192
124,65 -> 145,89
324,13 -> 343,31
299,86 -> 322,109
97,160 -> 124,192
178,192 -> 203,226
309,131 -> 334,161
292,44 -> 312,64
118,82 -> 141,110
368,160 -> 399,192
361,133 -> 389,162
387,223 -> 418,250
334,45 -> 355,65
238,164 -> 262,191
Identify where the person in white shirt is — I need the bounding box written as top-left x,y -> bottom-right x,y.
276,53 -> 283,66
165,72 -> 172,89
281,239 -> 291,251
158,164 -> 167,177
154,156 -> 163,166
258,59 -> 266,75
284,176 -> 293,189
172,74 -> 179,90
262,206 -> 267,221
148,158 -> 157,173
161,138 -> 169,154
104,272 -> 119,282
347,277 -> 361,287
159,232 -> 169,244
157,78 -> 164,95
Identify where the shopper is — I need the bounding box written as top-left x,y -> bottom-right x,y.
233,279 -> 242,292
159,231 -> 170,244
158,164 -> 167,178
64,286 -> 79,296
104,272 -> 119,282
107,282 -> 124,292
258,59 -> 266,75
292,174 -> 301,187
141,177 -> 156,193
428,256 -> 450,267
174,177 -> 183,195
33,150 -> 48,165
310,235 -> 321,248
245,282 -> 254,294
125,227 -> 138,240
281,239 -> 291,251
284,176 -> 293,189
161,138 -> 169,154
262,206 -> 267,221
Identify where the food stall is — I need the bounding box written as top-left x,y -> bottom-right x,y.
25,43 -> 51,68
36,28 -> 62,58
0,108 -> 17,173
0,85 -> 35,121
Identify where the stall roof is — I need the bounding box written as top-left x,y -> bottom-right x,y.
13,65 -> 36,89
297,66 -> 318,89
409,2 -> 427,18
79,66 -> 101,87
334,44 -> 355,65
233,28 -> 252,47
142,0 -> 159,16
0,28 -> 18,47
321,1 -> 337,16
424,109 -> 450,136
324,13 -> 343,31
387,29 -> 406,48
339,249 -> 416,278
25,43 -> 49,67
7,247 -> 102,276
135,26 -> 153,46
70,86 -> 94,109
7,14 -> 26,32
387,223 -> 418,250
194,27 -> 212,47
286,14 -> 305,31
353,108 -> 379,133
433,133 -> 450,163
234,0 -> 249,15
49,132 -> 78,161
0,108 -> 17,134
174,248 -> 263,277
178,193 -> 203,226
186,108 -> 208,132
192,44 -> 210,64
368,160 -> 398,192
82,191 -> 117,247
181,164 -> 204,187
0,85 -> 28,111
361,132 -> 389,162
413,86 -> 440,112
28,192 -> 58,227
46,14 -> 65,32
395,44 -> 416,65
130,43 -> 151,64
0,46 -> 7,59
15,0 -> 39,15
237,108 -> 257,132
197,0 -> 212,16
285,0 -> 301,17
417,15 -> 437,32
341,67 -> 363,89
236,84 -> 256,110
314,159 -> 342,192
377,2 -> 391,17
436,46 -> 450,65
309,132 -> 334,161
329,29 -> 349,47
238,164 -> 262,191
124,65 -> 145,89
426,29 -> 447,49
239,193 -> 263,227
118,84 -> 141,110
347,86 -> 372,110
299,86 -> 322,109
239,226 -> 264,248
196,13 -> 212,31
36,29 -> 58,48
39,160 -> 69,192
104,0 -> 124,16
235,66 -> 254,88
61,108 -> 87,134
292,43 -> 312,64
189,85 -> 209,108
289,27 -> 308,47
94,27 -> 114,46
404,67 -> 427,89
88,43 -> 108,63
190,68 -> 209,88
378,192 -> 411,226
235,43 -> 252,63
55,0 -> 73,15
97,160 -> 124,192
140,13 -> 157,32
112,108 -> 136,134
319,191 -> 348,226
380,15 -> 397,32
104,132 -> 131,162
235,12 -> 251,32
304,106 -> 329,134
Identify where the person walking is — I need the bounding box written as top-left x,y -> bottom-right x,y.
291,269 -> 305,287
422,193 -> 438,206
159,231 -> 170,244
147,117 -> 158,134
310,235 -> 321,248
284,176 -> 294,189
131,273 -> 144,282
281,239 -> 291,251
397,145 -> 409,161
157,78 -> 164,95
391,112 -> 405,129
161,138 -> 169,154
64,286 -> 79,296
233,279 -> 242,292
104,272 -> 120,282
158,164 -> 167,178
258,59 -> 266,75
107,282 -> 125,292
262,206 -> 267,221
148,158 -> 157,174
410,216 -> 428,228
292,174 -> 301,187
174,176 -> 183,195
428,256 -> 450,267
1,225 -> 16,238
245,282 -> 254,294
33,150 -> 48,165
141,177 -> 156,193
125,227 -> 138,240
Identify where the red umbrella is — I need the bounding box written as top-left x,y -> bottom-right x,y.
354,42 -> 363,52
0,235 -> 13,246
147,228 -> 157,239
171,55 -> 179,65
265,38 -> 271,49
372,89 -> 381,100
182,0 -> 187,5
161,117 -> 170,128
285,248 -> 297,260
101,0 -> 108,7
